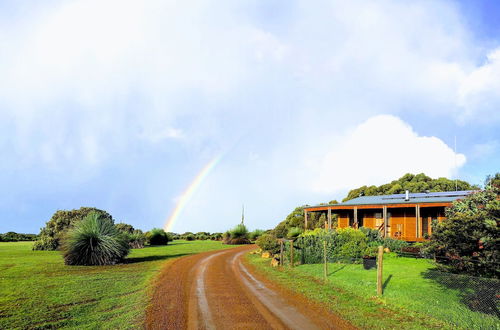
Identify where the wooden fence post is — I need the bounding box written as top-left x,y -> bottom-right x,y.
377,245 -> 384,296
279,240 -> 284,266
290,240 -> 294,268
323,240 -> 328,282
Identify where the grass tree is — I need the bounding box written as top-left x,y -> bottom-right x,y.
61,212 -> 130,266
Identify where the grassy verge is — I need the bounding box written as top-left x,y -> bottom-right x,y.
246,253 -> 499,329
0,240 -> 231,329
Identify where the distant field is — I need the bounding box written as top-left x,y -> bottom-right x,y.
247,253 -> 500,329
0,240 -> 231,329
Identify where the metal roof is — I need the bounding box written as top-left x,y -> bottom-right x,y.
307,190 -> 476,208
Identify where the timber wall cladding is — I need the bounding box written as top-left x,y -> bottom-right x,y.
361,211 -> 376,228
387,209 -> 417,240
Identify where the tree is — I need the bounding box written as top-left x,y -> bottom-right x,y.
33,207 -> 113,251
61,212 -> 130,266
115,223 -> 135,234
343,173 -> 478,201
426,186 -> 499,278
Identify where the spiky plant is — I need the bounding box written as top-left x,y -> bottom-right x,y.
61,212 -> 130,266
229,224 -> 248,239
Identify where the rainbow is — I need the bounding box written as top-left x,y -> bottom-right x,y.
163,156 -> 222,232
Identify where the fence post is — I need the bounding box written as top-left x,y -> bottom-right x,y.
377,245 -> 384,296
323,240 -> 328,282
279,240 -> 284,266
290,240 -> 294,268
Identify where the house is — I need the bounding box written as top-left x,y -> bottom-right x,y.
303,190 -> 475,242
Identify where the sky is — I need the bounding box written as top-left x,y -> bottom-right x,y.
0,0 -> 499,234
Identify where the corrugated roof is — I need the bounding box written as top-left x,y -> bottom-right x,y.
307,190 -> 476,208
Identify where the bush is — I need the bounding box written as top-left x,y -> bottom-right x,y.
229,224 -> 248,239
334,228 -> 368,261
127,230 -> 146,249
185,234 -> 195,241
115,223 -> 135,234
61,212 -> 130,266
359,227 -> 382,242
426,187 -> 499,277
382,237 -> 409,252
33,207 -> 113,251
256,234 -> 280,254
1,232 -> 37,242
248,229 -> 265,241
32,236 -> 58,251
210,233 -> 223,241
287,227 -> 302,239
224,224 -> 251,244
146,228 -> 169,245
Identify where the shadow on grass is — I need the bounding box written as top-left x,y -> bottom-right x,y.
422,269 -> 500,318
329,264 -> 347,276
125,253 -> 190,264
382,274 -> 393,291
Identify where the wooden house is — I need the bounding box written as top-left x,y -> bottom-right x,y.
303,190 -> 475,242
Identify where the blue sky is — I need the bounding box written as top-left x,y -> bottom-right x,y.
0,0 -> 499,234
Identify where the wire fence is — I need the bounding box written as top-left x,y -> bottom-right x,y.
276,238 -> 500,328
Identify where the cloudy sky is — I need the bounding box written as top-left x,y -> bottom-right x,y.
1,0 -> 499,234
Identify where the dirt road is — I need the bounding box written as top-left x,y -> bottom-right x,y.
146,245 -> 353,330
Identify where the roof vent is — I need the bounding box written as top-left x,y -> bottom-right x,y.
405,190 -> 410,201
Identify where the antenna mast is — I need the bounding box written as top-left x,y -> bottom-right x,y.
241,204 -> 245,225
454,136 -> 458,191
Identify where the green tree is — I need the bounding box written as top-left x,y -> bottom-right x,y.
33,207 -> 113,251
343,173 -> 478,201
115,223 -> 135,234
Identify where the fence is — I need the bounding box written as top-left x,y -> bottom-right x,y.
277,237 -> 500,328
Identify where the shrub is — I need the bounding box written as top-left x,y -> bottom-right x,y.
334,228 -> 368,261
32,236 -> 58,251
1,232 -> 37,242
382,237 -> 409,252
426,187 -> 499,277
196,234 -> 208,240
224,224 -> 251,244
248,229 -> 265,241
115,223 -> 135,234
290,228 -> 368,264
210,233 -> 223,241
185,234 -> 195,241
61,212 -> 130,266
287,227 -> 302,239
359,227 -> 382,242
146,228 -> 169,245
33,207 -> 113,251
229,224 -> 248,239
256,234 -> 280,254
128,230 -> 146,249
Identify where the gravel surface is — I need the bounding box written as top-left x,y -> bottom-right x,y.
146,245 -> 354,329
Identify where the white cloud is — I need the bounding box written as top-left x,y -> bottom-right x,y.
457,48 -> 500,122
1,0 -> 499,233
310,115 -> 466,193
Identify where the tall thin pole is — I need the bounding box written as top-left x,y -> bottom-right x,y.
241,204 -> 244,225
454,136 -> 458,191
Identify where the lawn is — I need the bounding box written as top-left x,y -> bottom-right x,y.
0,240 -> 232,329
246,253 -> 500,329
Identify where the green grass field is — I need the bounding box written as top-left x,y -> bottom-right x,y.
0,240 -> 231,329
246,253 -> 500,329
